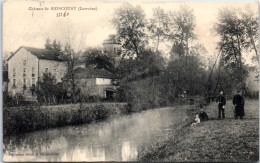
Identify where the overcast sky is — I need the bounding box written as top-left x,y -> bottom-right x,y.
3,1 -> 258,62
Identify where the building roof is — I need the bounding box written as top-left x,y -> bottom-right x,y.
7,46 -> 63,61
74,67 -> 114,79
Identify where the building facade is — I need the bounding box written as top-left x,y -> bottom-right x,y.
7,46 -> 66,100
74,67 -> 116,99
102,34 -> 121,66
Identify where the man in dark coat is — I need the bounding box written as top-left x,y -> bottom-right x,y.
233,90 -> 245,119
216,91 -> 226,118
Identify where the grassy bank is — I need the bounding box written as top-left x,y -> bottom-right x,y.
138,99 -> 259,162
3,102 -> 128,136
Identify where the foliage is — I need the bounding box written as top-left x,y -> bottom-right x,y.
83,47 -> 116,72
213,8 -> 254,92
148,7 -> 170,51
60,43 -> 81,103
167,54 -> 207,97
36,72 -> 57,104
112,3 -> 148,58
44,39 -> 82,103
44,38 -> 63,59
168,5 -> 196,57
3,92 -> 25,107
240,7 -> 259,63
3,103 -> 128,136
115,49 -> 165,82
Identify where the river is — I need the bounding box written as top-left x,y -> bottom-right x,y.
3,106 -> 189,162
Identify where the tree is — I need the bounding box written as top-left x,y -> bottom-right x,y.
44,38 -> 63,59
61,43 -> 81,103
112,3 -> 147,58
214,8 -> 249,92
44,38 -> 52,49
166,5 -> 197,98
36,72 -> 57,104
83,48 -> 115,72
2,52 -> 10,70
148,7 -> 169,51
167,47 -> 207,98
168,5 -> 196,57
240,7 -> 259,63
44,38 -> 81,103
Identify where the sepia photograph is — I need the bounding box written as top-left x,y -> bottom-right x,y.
2,1 -> 259,162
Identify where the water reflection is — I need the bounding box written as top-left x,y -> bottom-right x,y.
122,141 -> 137,161
3,107 -> 188,161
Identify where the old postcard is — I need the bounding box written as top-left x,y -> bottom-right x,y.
2,1 -> 259,162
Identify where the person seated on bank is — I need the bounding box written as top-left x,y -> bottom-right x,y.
199,111 -> 209,121
191,114 -> 200,126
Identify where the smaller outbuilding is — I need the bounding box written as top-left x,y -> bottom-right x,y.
74,67 -> 116,99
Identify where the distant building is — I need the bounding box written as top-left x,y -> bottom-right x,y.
74,67 -> 116,99
7,46 -> 66,101
102,34 -> 121,66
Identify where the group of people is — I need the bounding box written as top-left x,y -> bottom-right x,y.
216,90 -> 245,119
191,90 -> 245,126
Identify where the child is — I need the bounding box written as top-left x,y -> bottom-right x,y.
191,114 -> 200,126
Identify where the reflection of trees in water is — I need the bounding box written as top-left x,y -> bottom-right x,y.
3,129 -> 67,157
4,107 -> 186,161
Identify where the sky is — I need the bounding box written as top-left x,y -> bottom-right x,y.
3,1 -> 258,63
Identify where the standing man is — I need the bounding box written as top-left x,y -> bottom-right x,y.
233,90 -> 245,119
216,91 -> 226,119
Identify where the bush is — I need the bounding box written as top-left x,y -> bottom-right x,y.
3,102 -> 127,136
3,92 -> 25,107
121,76 -> 171,112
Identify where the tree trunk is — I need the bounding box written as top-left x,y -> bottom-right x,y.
250,36 -> 259,63
156,35 -> 160,52
53,95 -> 56,104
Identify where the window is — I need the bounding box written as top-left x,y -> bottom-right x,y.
32,78 -> 35,85
23,78 -> 26,90
45,68 -> 48,73
23,68 -> 26,76
23,60 -> 26,66
13,79 -> 16,87
32,68 -> 35,77
13,69 -> 16,77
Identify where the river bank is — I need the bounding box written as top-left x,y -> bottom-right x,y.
138,99 -> 259,162
3,96 -> 201,136
3,102 -> 128,136
3,105 -> 189,162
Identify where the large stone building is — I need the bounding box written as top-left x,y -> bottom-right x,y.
7,46 -> 66,100
102,34 -> 121,66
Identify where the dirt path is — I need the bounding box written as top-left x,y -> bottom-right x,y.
138,99 -> 259,162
